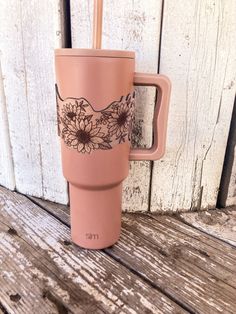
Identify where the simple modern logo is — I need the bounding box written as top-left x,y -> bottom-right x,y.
86,233 -> 99,240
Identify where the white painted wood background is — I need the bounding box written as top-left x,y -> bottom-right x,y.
0,63 -> 15,190
151,0 -> 236,212
0,0 -> 236,212
0,0 -> 68,204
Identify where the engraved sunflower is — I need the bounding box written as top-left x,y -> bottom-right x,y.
62,102 -> 82,122
64,117 -> 109,153
107,100 -> 134,142
57,88 -> 135,153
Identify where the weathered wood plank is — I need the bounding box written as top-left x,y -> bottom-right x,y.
31,197 -> 236,313
1,225 -> 62,314
135,214 -> 236,285
32,196 -> 236,270
154,214 -> 236,262
1,220 -> 116,314
70,0 -> 162,211
0,187 -> 186,314
33,196 -> 236,267
0,0 -> 67,204
180,208 -> 236,247
151,0 -> 236,212
0,64 -> 15,190
150,214 -> 236,274
110,219 -> 236,313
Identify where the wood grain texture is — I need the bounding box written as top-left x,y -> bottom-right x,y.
70,0 -> 162,211
110,217 -> 236,313
31,196 -> 236,313
180,207 -> 236,247
0,0 -> 67,204
1,226 -> 63,314
151,0 -> 236,212
0,63 -> 15,190
0,187 -> 186,314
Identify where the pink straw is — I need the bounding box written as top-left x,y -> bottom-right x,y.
93,0 -> 103,49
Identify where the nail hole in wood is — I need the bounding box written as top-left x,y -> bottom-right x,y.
63,240 -> 72,246
197,249 -> 210,257
7,227 -> 18,236
9,293 -> 21,302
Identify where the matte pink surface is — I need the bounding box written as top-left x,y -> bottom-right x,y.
55,49 -> 171,249
70,183 -> 122,249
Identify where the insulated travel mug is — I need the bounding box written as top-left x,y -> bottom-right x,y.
55,48 -> 171,249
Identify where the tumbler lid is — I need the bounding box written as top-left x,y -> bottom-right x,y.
55,48 -> 135,59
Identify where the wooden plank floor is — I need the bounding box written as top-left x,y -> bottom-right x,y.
1,187 -> 236,314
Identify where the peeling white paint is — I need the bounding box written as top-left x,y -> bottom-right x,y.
0,192 -> 183,313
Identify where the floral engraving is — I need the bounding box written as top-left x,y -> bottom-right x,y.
56,86 -> 135,154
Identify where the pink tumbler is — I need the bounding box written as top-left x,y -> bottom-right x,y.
55,48 -> 171,249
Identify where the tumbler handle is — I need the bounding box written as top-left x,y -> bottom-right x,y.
129,73 -> 171,161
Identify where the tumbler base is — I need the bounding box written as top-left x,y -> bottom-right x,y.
69,183 -> 122,249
